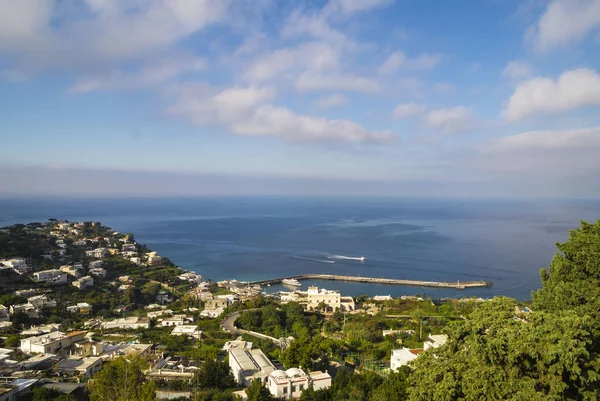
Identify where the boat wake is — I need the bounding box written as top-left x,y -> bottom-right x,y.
327,255 -> 365,262
292,256 -> 335,264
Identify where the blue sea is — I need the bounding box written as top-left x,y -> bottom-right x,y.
1,197 -> 599,300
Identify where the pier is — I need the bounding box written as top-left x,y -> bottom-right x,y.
249,274 -> 491,289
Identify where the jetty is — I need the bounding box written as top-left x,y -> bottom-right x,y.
250,274 -> 491,290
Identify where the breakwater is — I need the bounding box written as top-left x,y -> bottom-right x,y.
250,274 -> 491,289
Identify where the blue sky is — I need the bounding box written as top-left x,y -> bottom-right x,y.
1,0 -> 600,197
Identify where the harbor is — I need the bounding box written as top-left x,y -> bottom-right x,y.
250,274 -> 492,289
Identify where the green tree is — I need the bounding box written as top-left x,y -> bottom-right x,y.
369,367 -> 410,401
300,385 -> 333,401
408,297 -> 600,400
195,359 -> 236,390
32,387 -> 76,401
88,355 -> 156,401
533,220 -> 600,341
4,334 -> 20,348
245,379 -> 274,401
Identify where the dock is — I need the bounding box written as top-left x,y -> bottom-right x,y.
249,274 -> 491,289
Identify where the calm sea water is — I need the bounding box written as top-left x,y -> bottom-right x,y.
1,197 -> 599,300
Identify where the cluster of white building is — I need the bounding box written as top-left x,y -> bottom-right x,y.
227,342 -> 331,399
6,294 -> 57,320
0,258 -> 31,274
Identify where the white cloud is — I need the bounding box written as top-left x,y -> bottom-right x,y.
423,106 -> 474,134
394,103 -> 427,119
323,0 -> 395,17
504,68 -> 600,121
529,0 -> 600,51
295,72 -> 380,93
242,42 -> 339,83
378,51 -> 442,75
168,83 -> 394,143
502,61 -> 533,79
0,0 -> 228,72
69,56 -> 205,93
475,127 -> 600,174
317,94 -> 350,108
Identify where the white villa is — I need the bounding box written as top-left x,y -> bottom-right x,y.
229,348 -> 276,386
32,269 -> 68,285
390,348 -> 423,370
72,276 -> 94,290
101,316 -> 150,330
306,286 -> 355,312
171,325 -> 202,340
267,368 -> 331,399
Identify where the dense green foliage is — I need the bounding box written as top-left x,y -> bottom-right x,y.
88,356 -> 156,401
31,387 -> 76,401
245,379 -> 275,401
408,220 -> 600,400
195,359 -> 236,390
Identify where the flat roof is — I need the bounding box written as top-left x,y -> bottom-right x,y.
230,349 -> 275,375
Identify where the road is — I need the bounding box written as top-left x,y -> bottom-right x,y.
221,311 -> 242,334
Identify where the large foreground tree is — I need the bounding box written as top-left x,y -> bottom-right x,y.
409,221 -> 600,400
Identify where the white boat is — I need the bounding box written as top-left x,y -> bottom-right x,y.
282,278 -> 302,287
327,255 -> 366,262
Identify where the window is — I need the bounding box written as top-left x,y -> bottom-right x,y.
283,387 -> 288,394
300,385 -> 304,391
292,385 -> 297,392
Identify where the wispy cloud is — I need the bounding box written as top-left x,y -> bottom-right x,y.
422,107 -> 474,134
316,94 -> 350,108
393,103 -> 427,119
378,50 -> 442,75
502,60 -> 533,79
69,55 -> 206,93
168,83 -> 395,143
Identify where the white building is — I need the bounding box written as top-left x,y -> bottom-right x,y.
27,295 -> 56,309
21,323 -> 62,336
32,269 -> 67,285
10,303 -> 39,318
171,325 -> 202,340
222,341 -> 252,352
200,307 -> 224,318
20,331 -> 87,355
101,316 -> 150,330
73,240 -> 87,246
89,260 -> 103,269
424,334 -> 448,350
390,348 -> 423,370
85,248 -> 108,259
229,348 -> 276,386
306,286 -> 355,312
147,309 -> 173,319
88,267 -> 106,278
129,257 -> 142,265
161,315 -> 190,327
146,252 -> 163,266
56,356 -> 102,378
373,295 -> 393,301
72,276 -> 94,290
66,303 -> 92,314
0,258 -> 26,268
267,368 -> 332,399
60,265 -> 82,278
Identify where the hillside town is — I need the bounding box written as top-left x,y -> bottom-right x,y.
0,219 -> 538,400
